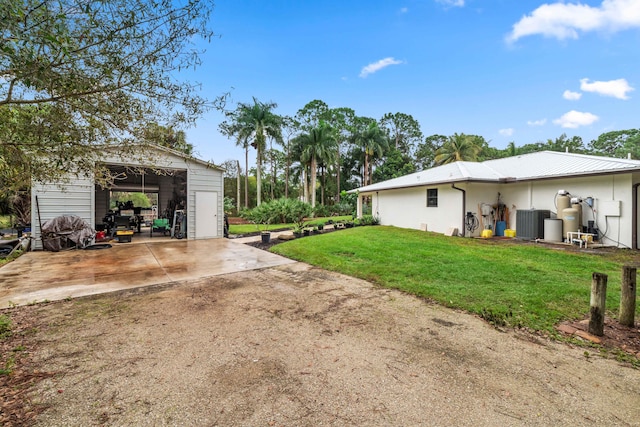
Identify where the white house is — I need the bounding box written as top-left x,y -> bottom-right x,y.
351,151 -> 640,249
31,145 -> 224,249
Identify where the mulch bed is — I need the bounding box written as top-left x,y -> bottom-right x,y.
557,317 -> 640,358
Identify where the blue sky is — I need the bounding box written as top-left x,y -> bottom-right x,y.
185,0 -> 640,164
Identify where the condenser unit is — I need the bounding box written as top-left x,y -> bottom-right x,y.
516,210 -> 550,240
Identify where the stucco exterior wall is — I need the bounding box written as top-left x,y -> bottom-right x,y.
360,172 -> 636,248
370,185 -> 468,235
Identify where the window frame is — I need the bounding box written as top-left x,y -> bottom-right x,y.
426,188 -> 438,207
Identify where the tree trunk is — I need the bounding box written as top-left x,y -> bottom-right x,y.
256,147 -> 262,206
336,147 -> 341,202
311,157 -> 317,208
244,147 -> 249,208
285,140 -> 290,198
364,154 -> 369,187
302,168 -> 308,203
270,139 -> 275,200
321,164 -> 325,206
236,160 -> 241,213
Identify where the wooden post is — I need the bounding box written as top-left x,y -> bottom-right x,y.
619,266 -> 637,327
589,272 -> 608,336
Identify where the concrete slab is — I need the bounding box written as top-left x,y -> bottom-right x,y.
0,239 -> 295,308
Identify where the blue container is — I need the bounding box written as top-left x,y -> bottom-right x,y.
495,221 -> 507,237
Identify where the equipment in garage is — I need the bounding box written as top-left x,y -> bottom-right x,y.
171,209 -> 186,239
114,215 -> 134,243
150,218 -> 170,237
41,215 -> 95,251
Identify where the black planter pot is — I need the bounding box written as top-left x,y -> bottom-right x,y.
293,231 -> 303,238
303,229 -> 311,237
261,232 -> 271,243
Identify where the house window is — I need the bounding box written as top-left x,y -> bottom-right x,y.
426,189 -> 438,207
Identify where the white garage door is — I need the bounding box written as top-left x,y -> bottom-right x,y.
195,191 -> 218,239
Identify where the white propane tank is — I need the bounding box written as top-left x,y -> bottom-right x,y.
556,194 -> 571,219
562,207 -> 579,240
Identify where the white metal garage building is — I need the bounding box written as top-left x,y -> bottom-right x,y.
30,145 -> 224,249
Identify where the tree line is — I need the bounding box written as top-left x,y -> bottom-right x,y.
218,97 -> 640,212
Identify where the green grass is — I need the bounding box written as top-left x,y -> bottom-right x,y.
229,215 -> 352,235
272,226 -> 639,332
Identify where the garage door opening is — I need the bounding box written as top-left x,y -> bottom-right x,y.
95,166 -> 188,242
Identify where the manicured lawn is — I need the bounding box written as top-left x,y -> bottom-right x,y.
229,216 -> 352,235
272,226 -> 639,332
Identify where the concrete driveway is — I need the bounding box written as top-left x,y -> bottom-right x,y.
0,239 -> 295,308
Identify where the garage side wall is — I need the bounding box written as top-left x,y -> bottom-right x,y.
31,178 -> 95,250
187,162 -> 223,239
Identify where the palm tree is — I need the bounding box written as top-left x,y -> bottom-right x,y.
219,115 -> 251,208
354,121 -> 388,186
222,98 -> 282,206
434,133 -> 482,165
296,121 -> 337,208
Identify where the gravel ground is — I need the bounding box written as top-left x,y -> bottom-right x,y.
4,262 -> 640,426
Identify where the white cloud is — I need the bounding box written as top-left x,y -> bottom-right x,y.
499,128 -> 514,137
527,119 -> 547,126
399,7 -> 408,14
506,0 -> 640,43
359,57 -> 404,78
553,110 -> 599,128
580,78 -> 634,99
436,0 -> 465,7
563,90 -> 582,100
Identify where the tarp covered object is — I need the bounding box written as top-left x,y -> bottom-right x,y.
41,215 -> 95,251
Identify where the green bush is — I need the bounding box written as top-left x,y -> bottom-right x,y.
241,198 -> 313,231
313,204 -> 330,218
358,215 -> 379,226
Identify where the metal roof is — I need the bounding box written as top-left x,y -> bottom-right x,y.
353,151 -> 640,193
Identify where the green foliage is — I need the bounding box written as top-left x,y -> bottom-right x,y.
1,0 -> 217,193
379,112 -> 423,157
110,192 -> 153,209
358,215 -> 379,226
589,129 -> 640,159
373,147 -> 417,182
314,204 -> 330,218
272,226 -> 638,332
434,133 -> 483,165
241,198 -> 313,231
240,202 -> 277,231
219,97 -> 282,206
223,197 -> 235,214
140,123 -> 193,155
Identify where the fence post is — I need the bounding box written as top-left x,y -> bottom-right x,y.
619,266 -> 637,327
589,272 -> 608,336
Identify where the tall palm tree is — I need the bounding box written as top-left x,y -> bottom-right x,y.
219,116 -> 251,208
226,97 -> 282,206
297,121 -> 337,208
354,121 -> 388,186
434,133 -> 482,165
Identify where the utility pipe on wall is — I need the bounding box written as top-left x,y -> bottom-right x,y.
451,184 -> 466,237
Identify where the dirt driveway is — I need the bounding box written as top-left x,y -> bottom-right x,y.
3,262 -> 640,426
